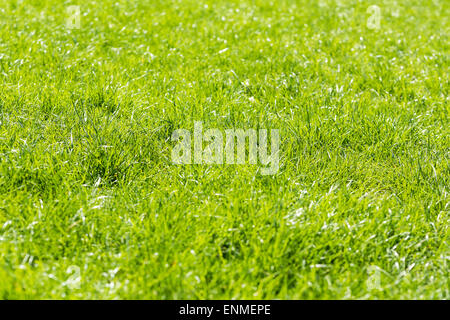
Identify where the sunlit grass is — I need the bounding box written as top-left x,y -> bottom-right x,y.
0,0 -> 448,299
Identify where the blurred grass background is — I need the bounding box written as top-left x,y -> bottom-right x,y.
0,0 -> 448,299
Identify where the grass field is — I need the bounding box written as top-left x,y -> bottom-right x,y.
0,0 -> 448,299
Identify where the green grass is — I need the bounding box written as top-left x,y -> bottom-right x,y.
0,0 -> 448,299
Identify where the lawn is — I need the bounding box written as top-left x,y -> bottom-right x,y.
0,0 -> 448,299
